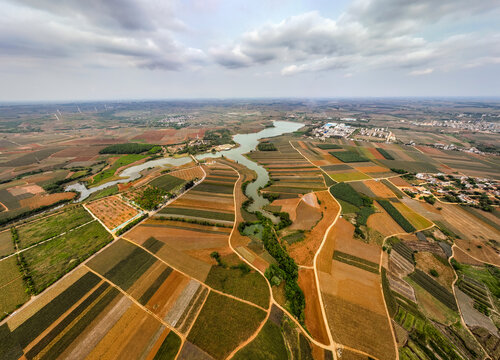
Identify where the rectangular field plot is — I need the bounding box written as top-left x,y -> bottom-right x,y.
0,228 -> 14,257
0,257 -> 30,319
126,220 -> 232,281
23,220 -> 112,293
187,292 -> 266,360
16,205 -> 93,249
86,196 -> 141,231
149,173 -> 186,191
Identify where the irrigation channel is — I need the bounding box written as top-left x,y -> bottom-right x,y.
66,121 -> 304,218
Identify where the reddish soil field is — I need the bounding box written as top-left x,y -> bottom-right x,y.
290,191 -> 340,267
145,271 -> 191,318
19,192 -> 75,209
271,197 -> 301,221
415,146 -> 445,155
290,197 -> 321,231
86,196 -> 139,230
364,180 -> 397,198
172,197 -> 234,213
132,130 -> 173,142
298,269 -> 330,344
354,165 -> 389,173
62,137 -> 127,145
368,148 -> 385,160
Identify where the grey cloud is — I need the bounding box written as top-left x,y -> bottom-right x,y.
211,0 -> 500,76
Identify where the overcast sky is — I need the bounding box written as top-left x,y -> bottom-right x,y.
1,0 -> 500,101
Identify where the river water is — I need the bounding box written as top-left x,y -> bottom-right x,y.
67,120 -> 303,213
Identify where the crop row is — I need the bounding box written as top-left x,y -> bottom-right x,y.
329,150 -> 369,162
158,207 -> 235,222
333,251 -> 379,274
392,242 -> 415,264
378,200 -> 416,232
409,270 -> 457,311
376,148 -> 395,160
330,182 -> 371,208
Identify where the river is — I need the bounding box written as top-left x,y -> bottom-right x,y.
67,120 -> 304,214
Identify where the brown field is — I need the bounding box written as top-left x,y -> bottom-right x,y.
290,194 -> 322,230
317,218 -> 352,273
368,148 -> 385,160
389,176 -> 411,187
289,191 -> 340,266
319,261 -> 395,360
172,196 -> 234,213
298,268 -> 329,344
145,271 -> 192,318
436,204 -> 500,265
414,252 -> 454,290
271,197 -> 301,221
354,165 -> 389,173
363,180 -> 397,198
169,166 -> 205,181
51,146 -> 104,158
452,246 -> 484,265
367,203 -> 405,237
86,196 -> 140,230
19,191 -> 75,209
7,184 -> 44,196
415,146 -> 445,155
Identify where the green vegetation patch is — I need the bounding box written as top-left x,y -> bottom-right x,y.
330,182 -> 370,208
132,185 -> 167,210
333,251 -> 379,274
100,142 -> 158,154
316,143 -> 342,150
408,269 -> 457,311
257,142 -> 277,151
91,154 -> 147,185
322,173 -> 336,186
149,174 -> 186,192
23,221 -> 112,293
158,207 -> 234,222
376,148 -> 395,160
381,268 -> 398,317
0,257 -> 30,319
17,206 -> 93,248
10,271 -> 100,349
233,320 -> 288,360
377,200 -> 416,233
283,231 -> 305,245
195,182 -> 234,194
329,150 -> 369,163
153,331 -> 182,360
205,266 -> 270,308
381,179 -> 404,198
87,184 -> 118,201
188,292 -> 266,359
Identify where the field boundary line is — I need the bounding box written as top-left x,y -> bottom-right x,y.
448,244 -> 490,358
0,219 -> 97,262
83,203 -> 115,238
82,265 -> 184,339
120,236 -> 267,312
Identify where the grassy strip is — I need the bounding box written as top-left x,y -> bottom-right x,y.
329,150 -> 369,162
233,320 -> 288,360
283,231 -> 305,245
158,207 -> 234,222
115,213 -> 148,235
11,272 -> 101,348
91,154 -> 147,185
408,270 -> 457,311
376,148 -> 395,160
330,182 -> 370,208
40,287 -> 120,360
188,292 -> 266,359
25,282 -> 110,359
149,174 -> 186,192
195,182 -> 234,194
102,246 -> 157,291
153,332 -> 181,360
381,268 -> 398,317
378,200 -> 416,232
381,179 -> 404,199
138,267 -> 173,305
322,173 -> 336,186
333,251 -> 379,274
205,266 -> 270,308
316,143 -> 342,150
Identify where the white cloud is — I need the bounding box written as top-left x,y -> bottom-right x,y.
409,68 -> 434,76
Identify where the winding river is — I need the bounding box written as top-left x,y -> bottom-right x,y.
67,120 -> 303,213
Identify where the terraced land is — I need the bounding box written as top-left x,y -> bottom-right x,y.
249,140 -> 326,197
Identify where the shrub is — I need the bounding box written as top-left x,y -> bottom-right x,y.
100,143 -> 157,154
429,269 -> 439,277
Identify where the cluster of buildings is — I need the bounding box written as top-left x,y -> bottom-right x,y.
409,119 -> 500,133
312,122 -> 356,139
357,127 -> 396,141
400,173 -> 499,206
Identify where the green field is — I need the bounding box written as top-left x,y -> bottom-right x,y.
205,266 -> 270,308
195,182 -> 234,194
329,151 -> 369,163
153,331 -> 181,360
149,174 -> 186,192
0,229 -> 14,257
23,221 -> 112,293
0,257 -> 30,319
17,206 -> 93,248
377,200 -> 416,233
233,320 -> 288,360
379,160 -> 439,173
91,154 -> 147,186
86,185 -> 118,201
188,292 -> 266,359
329,171 -> 371,182
158,207 -> 234,222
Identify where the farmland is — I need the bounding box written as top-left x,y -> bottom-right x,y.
86,196 -> 141,231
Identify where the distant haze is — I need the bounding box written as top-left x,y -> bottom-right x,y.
1,0 -> 500,101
